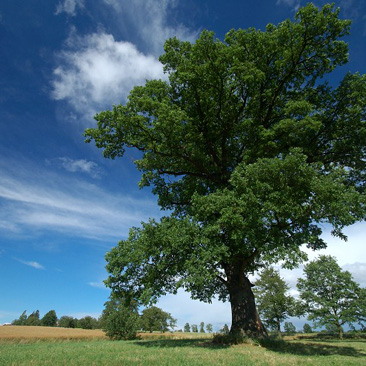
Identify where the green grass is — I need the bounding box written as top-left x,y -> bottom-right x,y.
1,334 -> 365,365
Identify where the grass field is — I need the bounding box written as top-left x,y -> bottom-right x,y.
1,326 -> 365,366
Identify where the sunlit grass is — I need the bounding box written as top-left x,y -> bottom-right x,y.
1,327 -> 365,365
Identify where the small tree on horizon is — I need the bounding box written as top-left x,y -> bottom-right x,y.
199,322 -> 205,333
58,316 -> 77,328
184,322 -> 190,332
206,323 -> 213,333
25,310 -> 41,326
284,322 -> 296,335
303,323 -> 312,334
12,310 -> 28,326
41,310 -> 58,327
191,324 -> 198,333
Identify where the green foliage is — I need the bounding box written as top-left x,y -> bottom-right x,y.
297,255 -> 366,339
206,323 -> 213,333
25,310 -> 41,326
284,322 -> 296,335
200,322 -> 205,333
184,323 -> 190,332
58,316 -> 77,328
303,323 -> 312,334
77,316 -> 99,330
254,267 -> 296,332
101,297 -> 139,340
191,324 -> 198,333
140,306 -> 176,333
220,324 -> 230,334
12,310 -> 28,326
41,310 -> 57,327
86,3 -> 366,337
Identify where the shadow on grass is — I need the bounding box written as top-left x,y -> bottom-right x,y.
134,338 -> 229,350
134,337 -> 365,357
261,338 -> 365,358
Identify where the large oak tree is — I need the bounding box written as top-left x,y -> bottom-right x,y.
85,4 -> 366,339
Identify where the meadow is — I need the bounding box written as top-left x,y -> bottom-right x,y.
0,326 -> 365,366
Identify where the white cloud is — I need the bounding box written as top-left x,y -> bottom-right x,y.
55,0 -> 84,16
276,0 -> 301,11
14,258 -> 45,270
103,0 -> 198,56
88,281 -> 108,289
51,30 -> 164,121
0,157 -> 160,241
56,157 -> 101,178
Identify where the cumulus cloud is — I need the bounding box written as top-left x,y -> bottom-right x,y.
51,30 -> 164,121
55,0 -> 84,16
14,258 -> 45,270
56,157 -> 102,178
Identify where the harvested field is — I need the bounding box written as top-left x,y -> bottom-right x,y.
0,326 -> 106,342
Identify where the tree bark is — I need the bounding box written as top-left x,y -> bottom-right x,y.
225,262 -> 268,339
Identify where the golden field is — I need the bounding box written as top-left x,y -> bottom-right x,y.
0,326 -> 107,341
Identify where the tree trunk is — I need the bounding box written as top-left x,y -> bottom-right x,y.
225,262 -> 268,339
337,323 -> 343,340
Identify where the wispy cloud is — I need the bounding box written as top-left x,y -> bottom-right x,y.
14,258 -> 45,270
88,281 -> 108,289
0,156 -> 160,241
276,0 -> 301,11
51,157 -> 102,178
55,0 -> 84,16
103,0 -> 199,56
51,30 -> 164,121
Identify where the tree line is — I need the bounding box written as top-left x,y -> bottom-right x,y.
12,310 -> 101,329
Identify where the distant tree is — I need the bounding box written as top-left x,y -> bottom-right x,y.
191,324 -> 198,333
184,323 -> 190,332
41,310 -> 57,327
101,297 -> 139,340
77,316 -> 98,330
140,306 -> 176,333
325,323 -> 340,335
12,310 -> 28,325
206,323 -> 213,333
58,316 -> 77,328
254,267 -> 296,333
284,322 -> 296,335
199,322 -> 205,333
26,310 -> 41,326
303,323 -> 312,334
297,255 -> 366,339
220,324 -> 230,334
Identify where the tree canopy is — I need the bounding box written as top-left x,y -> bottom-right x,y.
85,3 -> 366,339
297,255 -> 366,339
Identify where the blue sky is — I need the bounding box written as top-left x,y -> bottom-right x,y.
0,0 -> 365,331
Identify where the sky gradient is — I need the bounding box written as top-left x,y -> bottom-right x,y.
1,0 -> 365,331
